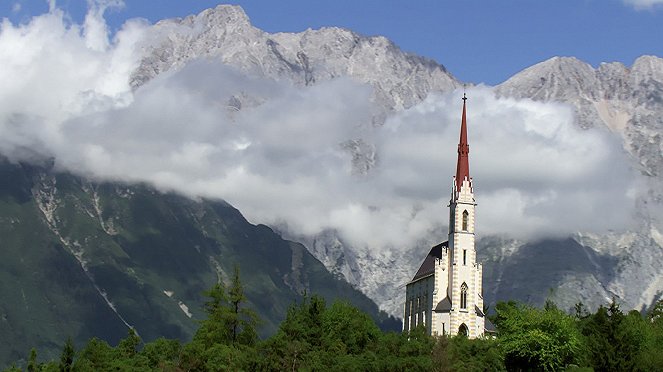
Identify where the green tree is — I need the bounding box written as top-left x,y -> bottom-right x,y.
321,301 -> 381,354
27,348 -> 38,372
433,335 -> 505,372
59,337 -> 75,372
73,337 -> 114,371
648,299 -> 663,323
227,265 -> 258,346
182,267 -> 260,371
578,300 -> 648,371
194,265 -> 258,349
492,301 -> 584,371
118,328 -> 141,358
141,337 -> 181,369
374,326 -> 434,371
259,294 -> 326,370
637,300 -> 663,370
257,295 -> 430,371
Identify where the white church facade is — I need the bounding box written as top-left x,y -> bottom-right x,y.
403,95 -> 489,338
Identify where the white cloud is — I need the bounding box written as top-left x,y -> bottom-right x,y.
623,0 -> 663,10
376,89 -> 637,241
12,3 -> 22,13
0,5 -> 640,253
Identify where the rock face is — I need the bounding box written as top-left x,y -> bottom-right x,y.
129,4 -> 461,317
131,5 -> 459,116
495,56 -> 663,312
0,159 -> 396,367
130,5 -> 663,318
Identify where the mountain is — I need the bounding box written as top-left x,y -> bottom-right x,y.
129,3 -> 461,319
128,4 -> 663,317
131,5 -> 459,118
495,56 -> 663,311
2,5 -> 663,365
0,158 -> 397,367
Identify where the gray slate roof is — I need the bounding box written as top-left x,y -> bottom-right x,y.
411,241 -> 448,282
435,296 -> 452,313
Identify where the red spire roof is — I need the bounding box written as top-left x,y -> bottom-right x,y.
455,94 -> 470,192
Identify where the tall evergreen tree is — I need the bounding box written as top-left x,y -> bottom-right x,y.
27,348 -> 37,372
58,338 -> 74,372
228,265 -> 258,346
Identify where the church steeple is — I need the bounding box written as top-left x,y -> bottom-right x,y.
404,92 -> 486,339
454,94 -> 470,192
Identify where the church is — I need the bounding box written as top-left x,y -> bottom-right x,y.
403,94 -> 488,338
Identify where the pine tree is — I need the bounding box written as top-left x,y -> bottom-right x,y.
228,264 -> 258,346
118,328 -> 141,357
193,265 -> 259,348
27,348 -> 37,372
59,337 -> 75,372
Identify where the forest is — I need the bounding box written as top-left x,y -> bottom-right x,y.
4,267 -> 663,371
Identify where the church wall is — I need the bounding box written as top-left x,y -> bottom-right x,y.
447,179 -> 483,338
403,275 -> 434,333
431,253 -> 449,336
433,312 -> 451,336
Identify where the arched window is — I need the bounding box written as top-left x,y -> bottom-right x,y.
460,283 -> 468,309
462,210 -> 469,231
458,323 -> 469,337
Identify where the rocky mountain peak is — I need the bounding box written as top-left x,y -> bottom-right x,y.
632,55 -> 663,83
496,56 -> 598,102
160,4 -> 252,30
497,55 -> 663,104
125,3 -> 663,320
131,5 -> 458,112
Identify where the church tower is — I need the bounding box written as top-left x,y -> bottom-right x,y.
403,94 -> 486,338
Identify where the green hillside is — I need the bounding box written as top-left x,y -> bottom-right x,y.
0,159 -> 398,367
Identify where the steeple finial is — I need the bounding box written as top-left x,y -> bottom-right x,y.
455,94 -> 470,192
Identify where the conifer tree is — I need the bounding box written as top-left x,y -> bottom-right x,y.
228,265 -> 258,346
59,337 -> 75,372
27,348 -> 37,372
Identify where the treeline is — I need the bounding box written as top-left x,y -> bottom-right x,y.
4,268 -> 663,371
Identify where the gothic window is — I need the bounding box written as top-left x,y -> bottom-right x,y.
460,283 -> 468,309
462,210 -> 469,231
458,323 -> 469,337
410,300 -> 415,329
463,249 -> 467,265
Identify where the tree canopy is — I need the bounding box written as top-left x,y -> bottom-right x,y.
6,269 -> 663,372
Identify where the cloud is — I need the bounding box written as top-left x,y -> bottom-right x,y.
623,0 -> 663,10
376,90 -> 637,241
0,5 -> 640,254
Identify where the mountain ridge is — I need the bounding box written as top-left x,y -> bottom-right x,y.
1,5 -> 663,365
0,158 -> 397,367
127,4 -> 663,318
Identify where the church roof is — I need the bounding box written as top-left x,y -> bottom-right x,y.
411,241 -> 448,282
485,317 -> 497,333
475,305 -> 484,317
455,94 -> 470,192
435,296 -> 452,313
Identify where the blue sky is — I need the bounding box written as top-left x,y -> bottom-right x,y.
2,0 -> 663,85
